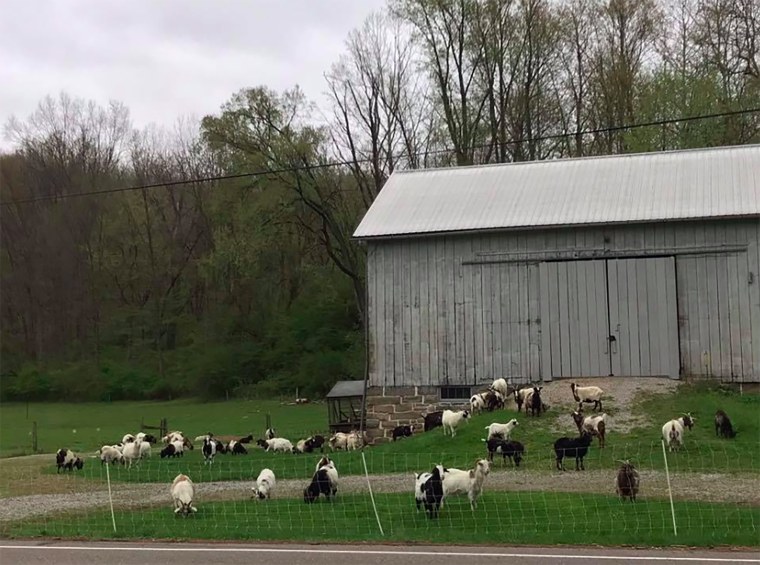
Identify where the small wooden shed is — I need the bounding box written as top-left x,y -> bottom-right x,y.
326,380 -> 365,433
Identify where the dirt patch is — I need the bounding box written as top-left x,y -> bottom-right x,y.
509,377 -> 680,434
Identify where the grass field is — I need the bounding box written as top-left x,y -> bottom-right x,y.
0,398 -> 325,458
4,491 -> 758,547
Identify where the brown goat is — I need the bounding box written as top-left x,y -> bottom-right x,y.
615,460 -> 640,502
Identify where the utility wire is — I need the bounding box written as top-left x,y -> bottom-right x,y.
1,107 -> 758,207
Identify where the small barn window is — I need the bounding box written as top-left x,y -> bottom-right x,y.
440,386 -> 471,401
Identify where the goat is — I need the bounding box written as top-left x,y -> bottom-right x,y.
265,428 -> 276,440
442,459 -> 491,510
328,432 -> 349,451
55,449 -> 83,473
442,409 -> 470,437
529,386 -> 544,417
662,413 -> 695,452
304,458 -> 338,503
714,409 -> 736,438
489,377 -> 512,399
470,393 -> 487,413
423,410 -> 444,432
228,440 -> 248,455
171,474 -> 197,516
484,419 -> 519,441
571,383 -> 604,412
257,437 -> 293,453
485,438 -> 524,467
202,435 -> 217,465
122,441 -> 143,468
513,387 -> 533,413
251,468 -> 276,500
415,465 -> 445,519
615,459 -> 640,502
160,443 -> 180,458
554,432 -> 594,471
571,410 -> 607,448
98,446 -> 124,466
392,424 -> 414,441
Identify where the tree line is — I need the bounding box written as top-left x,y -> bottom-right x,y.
1,0 -> 758,401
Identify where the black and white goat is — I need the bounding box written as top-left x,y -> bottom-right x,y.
251,468 -> 276,500
554,431 -> 593,471
392,424 -> 414,441
55,449 -> 84,473
423,410 -> 444,432
304,457 -> 338,503
414,464 -> 445,519
662,413 -> 695,452
202,435 -> 217,465
485,438 -> 524,467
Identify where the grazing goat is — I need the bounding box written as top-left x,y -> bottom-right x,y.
55,449 -> 83,473
442,459 -> 491,510
662,413 -> 695,452
228,440 -> 248,455
570,383 -> 604,412
346,430 -> 366,451
415,465 -> 445,519
392,425 -> 414,441
714,409 -> 736,438
251,468 -> 276,500
485,419 -> 519,441
529,386 -> 544,417
554,432 -> 594,471
171,474 -> 197,516
328,432 -> 348,451
256,437 -> 293,453
485,438 -> 524,467
423,410 -> 444,432
615,460 -> 640,502
442,409 -> 470,437
470,393 -> 487,413
98,446 -> 124,466
202,435 -> 217,465
122,441 -> 143,468
571,410 -> 607,448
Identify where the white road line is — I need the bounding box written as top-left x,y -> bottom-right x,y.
0,545 -> 758,562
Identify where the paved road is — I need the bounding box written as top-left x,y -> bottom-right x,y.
1,541 -> 758,565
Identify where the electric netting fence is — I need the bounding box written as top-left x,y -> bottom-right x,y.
1,438 -> 758,546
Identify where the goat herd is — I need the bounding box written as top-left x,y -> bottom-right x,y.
53,379 -> 741,519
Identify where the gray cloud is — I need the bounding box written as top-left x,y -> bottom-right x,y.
0,0 -> 385,148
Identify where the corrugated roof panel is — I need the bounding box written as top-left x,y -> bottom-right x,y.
353,145 -> 760,238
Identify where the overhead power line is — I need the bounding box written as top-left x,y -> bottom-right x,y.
1,107 -> 758,207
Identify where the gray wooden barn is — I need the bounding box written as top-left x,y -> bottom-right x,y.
353,145 -> 759,440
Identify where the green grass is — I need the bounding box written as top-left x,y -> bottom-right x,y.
4,491 -> 758,547
0,399 -> 325,458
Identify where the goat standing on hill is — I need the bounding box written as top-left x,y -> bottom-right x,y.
571,410 -> 607,448
570,383 -> 604,412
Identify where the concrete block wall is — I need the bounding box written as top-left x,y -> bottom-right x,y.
365,385 -> 444,444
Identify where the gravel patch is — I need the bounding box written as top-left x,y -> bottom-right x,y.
2,468 -> 757,524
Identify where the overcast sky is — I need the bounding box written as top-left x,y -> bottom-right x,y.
0,0 -> 386,149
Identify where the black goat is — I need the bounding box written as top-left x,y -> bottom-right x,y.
423,411 -> 444,432
615,459 -> 640,502
714,409 -> 737,438
485,438 -> 524,467
303,468 -> 333,503
160,444 -> 180,458
530,386 -> 544,417
304,434 -> 326,452
392,425 -> 414,441
554,432 -> 593,471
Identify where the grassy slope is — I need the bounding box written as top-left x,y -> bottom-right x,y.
0,399 -> 325,458
5,492 -> 758,547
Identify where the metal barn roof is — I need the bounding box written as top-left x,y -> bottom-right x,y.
353,145 -> 760,239
326,380 -> 365,399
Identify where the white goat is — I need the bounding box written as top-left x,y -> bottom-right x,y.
514,387 -> 533,412
470,393 -> 487,413
122,441 -> 142,468
346,431 -> 365,451
485,419 -> 519,441
171,474 -> 197,515
122,433 -> 136,444
138,441 -> 152,459
98,445 -> 124,465
251,468 -> 276,500
442,459 -> 491,510
442,409 -> 471,437
329,432 -> 349,451
571,383 -> 604,412
662,413 -> 695,452
490,378 -> 511,398
263,438 -> 293,453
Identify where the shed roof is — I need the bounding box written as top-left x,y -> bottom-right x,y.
326,380 -> 365,399
353,145 -> 760,239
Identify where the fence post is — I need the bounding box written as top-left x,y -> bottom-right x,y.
661,439 -> 678,536
265,413 -> 271,432
32,421 -> 37,453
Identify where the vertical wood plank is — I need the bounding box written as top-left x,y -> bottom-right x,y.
665,256 -> 680,378
557,262 -> 571,376
528,262 -> 542,380
539,262 -> 552,380
607,259 -> 621,376
576,259 -> 590,376
518,234 -> 531,379
566,260 -> 579,376
626,260 -> 641,375
747,220 -> 760,378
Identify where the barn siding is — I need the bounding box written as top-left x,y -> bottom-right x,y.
367,219 -> 760,386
